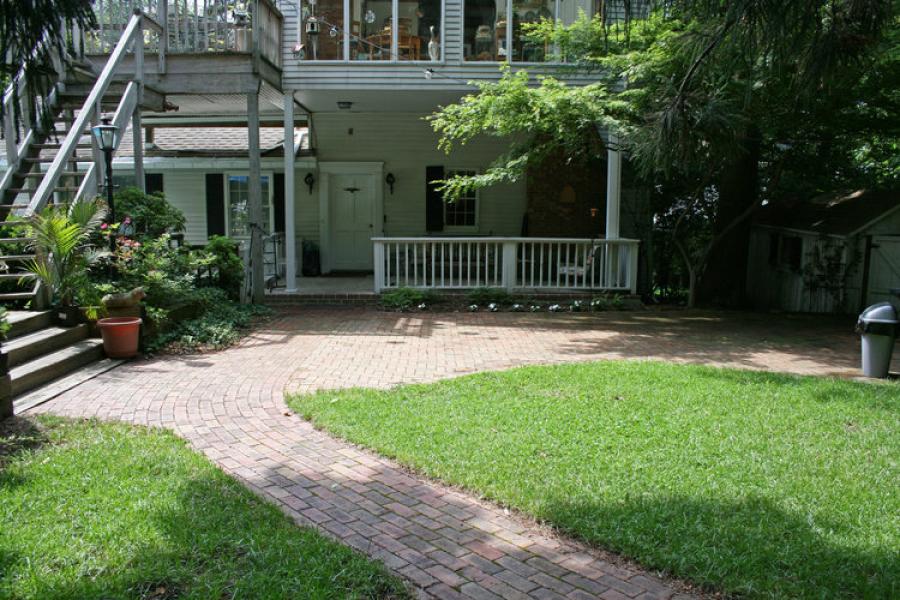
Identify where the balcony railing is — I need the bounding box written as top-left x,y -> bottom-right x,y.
80,0 -> 282,67
373,237 -> 640,294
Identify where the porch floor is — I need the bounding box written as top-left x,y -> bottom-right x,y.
268,275 -> 375,296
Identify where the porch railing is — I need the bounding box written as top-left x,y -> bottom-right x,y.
373,237 -> 640,294
81,0 -> 282,67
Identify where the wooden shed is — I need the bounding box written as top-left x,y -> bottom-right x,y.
746,190 -> 900,314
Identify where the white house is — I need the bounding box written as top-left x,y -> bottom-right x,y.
1,0 -> 648,302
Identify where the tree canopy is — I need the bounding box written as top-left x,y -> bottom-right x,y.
429,0 -> 898,305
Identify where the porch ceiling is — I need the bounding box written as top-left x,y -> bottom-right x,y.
292,89 -> 468,114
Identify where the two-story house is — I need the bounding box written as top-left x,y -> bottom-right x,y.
1,0 -> 644,302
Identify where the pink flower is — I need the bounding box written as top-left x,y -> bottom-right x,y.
123,217 -> 132,225
100,223 -> 108,230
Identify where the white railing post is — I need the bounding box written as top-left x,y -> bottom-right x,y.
628,241 -> 639,294
3,107 -> 17,170
158,0 -> 168,73
501,241 -> 517,292
373,240 -> 385,292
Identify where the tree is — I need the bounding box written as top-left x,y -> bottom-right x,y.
1,0 -> 96,137
429,0 -> 897,306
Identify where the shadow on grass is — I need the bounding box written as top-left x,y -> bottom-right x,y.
1,437 -> 408,600
544,493 -> 897,598
0,417 -> 47,470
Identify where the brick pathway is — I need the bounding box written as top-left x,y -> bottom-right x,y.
26,308 -> 872,600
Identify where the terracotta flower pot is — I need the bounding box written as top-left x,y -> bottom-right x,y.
98,317 -> 142,359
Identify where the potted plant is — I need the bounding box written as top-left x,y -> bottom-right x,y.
21,199 -> 107,327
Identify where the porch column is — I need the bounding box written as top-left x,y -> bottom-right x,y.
283,93 -> 297,292
605,132 -> 621,239
247,91 -> 265,303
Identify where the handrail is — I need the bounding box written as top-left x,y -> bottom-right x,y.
28,11 -> 144,214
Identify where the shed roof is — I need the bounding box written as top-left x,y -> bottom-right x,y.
755,189 -> 900,236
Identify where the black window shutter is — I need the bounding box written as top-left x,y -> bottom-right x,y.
273,173 -> 285,233
145,173 -> 164,195
205,173 -> 226,238
425,165 -> 444,232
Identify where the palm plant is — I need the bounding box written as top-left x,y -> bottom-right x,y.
21,199 -> 107,307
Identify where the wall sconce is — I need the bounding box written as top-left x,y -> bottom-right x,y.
590,207 -> 599,218
385,172 -> 396,194
304,172 -> 315,194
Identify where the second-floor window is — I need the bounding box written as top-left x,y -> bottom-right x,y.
300,0 -> 442,61
464,0 -> 593,62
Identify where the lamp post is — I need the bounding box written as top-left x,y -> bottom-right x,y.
91,118 -> 119,252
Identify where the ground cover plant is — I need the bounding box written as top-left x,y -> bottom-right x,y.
0,416 -> 408,599
289,360 -> 900,599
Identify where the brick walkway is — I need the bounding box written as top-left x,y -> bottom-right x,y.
26,308 -> 872,600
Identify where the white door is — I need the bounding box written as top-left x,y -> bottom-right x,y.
331,173 -> 376,270
869,237 -> 900,305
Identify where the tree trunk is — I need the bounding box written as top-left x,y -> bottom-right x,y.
696,127 -> 761,306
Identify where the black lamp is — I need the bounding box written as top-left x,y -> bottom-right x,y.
91,117 -> 120,251
385,172 -> 396,194
304,172 -> 315,194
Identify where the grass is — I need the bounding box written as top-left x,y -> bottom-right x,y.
0,417 -> 408,600
288,360 -> 900,599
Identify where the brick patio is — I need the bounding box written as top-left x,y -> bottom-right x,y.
25,307 -> 875,599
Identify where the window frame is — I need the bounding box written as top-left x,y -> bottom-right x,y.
224,172 -> 275,240
299,0 -> 446,63
442,169 -> 480,232
462,0 -> 571,64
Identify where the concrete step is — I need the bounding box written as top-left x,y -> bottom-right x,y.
2,324 -> 89,368
6,310 -> 53,339
7,338 -> 104,398
0,291 -> 37,301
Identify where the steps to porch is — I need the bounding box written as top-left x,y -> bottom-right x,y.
0,311 -> 106,418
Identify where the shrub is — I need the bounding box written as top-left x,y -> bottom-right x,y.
203,236 -> 244,301
467,287 -> 512,306
144,288 -> 271,354
381,287 -> 438,310
0,306 -> 9,340
115,187 -> 186,237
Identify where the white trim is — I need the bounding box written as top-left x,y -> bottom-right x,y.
110,157 -> 317,170
318,161 -> 384,273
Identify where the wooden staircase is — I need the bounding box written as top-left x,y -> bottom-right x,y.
0,10 -> 160,413
0,310 -> 105,417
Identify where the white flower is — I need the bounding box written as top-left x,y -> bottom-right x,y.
488,303 -> 499,312
468,304 -> 479,312
417,303 -> 427,310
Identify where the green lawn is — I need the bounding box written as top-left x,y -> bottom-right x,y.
288,361 -> 900,599
0,417 -> 408,600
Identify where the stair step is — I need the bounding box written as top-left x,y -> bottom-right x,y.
7,187 -> 81,194
22,156 -> 90,164
2,324 -> 89,369
0,291 -> 36,301
0,237 -> 35,244
23,171 -> 85,178
0,273 -> 34,281
6,310 -> 53,338
0,254 -> 36,261
0,221 -> 30,228
7,338 -> 104,398
32,143 -> 93,150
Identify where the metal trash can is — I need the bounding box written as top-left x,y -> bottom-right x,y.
856,302 -> 898,378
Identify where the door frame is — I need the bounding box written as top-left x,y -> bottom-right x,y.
318,162 -> 384,273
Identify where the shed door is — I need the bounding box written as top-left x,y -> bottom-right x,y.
330,173 -> 375,270
868,236 -> 900,305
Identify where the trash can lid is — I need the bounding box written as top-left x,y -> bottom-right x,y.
860,302 -> 899,323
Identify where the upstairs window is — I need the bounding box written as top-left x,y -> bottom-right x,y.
465,0 -> 592,62
299,0 -> 442,61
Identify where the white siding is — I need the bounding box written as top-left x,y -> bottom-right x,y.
311,112 -> 526,237
155,171 -> 209,245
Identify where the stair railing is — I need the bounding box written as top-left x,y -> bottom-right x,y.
28,9 -> 158,215
0,34 -> 65,201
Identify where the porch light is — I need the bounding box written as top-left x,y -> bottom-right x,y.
91,118 -> 119,152
304,172 -> 315,194
385,172 -> 396,194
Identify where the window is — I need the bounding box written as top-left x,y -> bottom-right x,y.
768,233 -> 803,272
227,175 -> 272,238
444,170 -> 478,228
300,0 -> 442,61
464,0 -> 593,62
